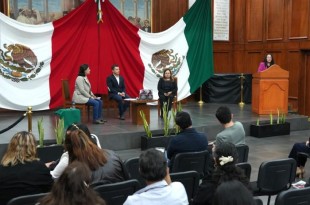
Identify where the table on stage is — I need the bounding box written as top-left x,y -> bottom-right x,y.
126,99 -> 156,125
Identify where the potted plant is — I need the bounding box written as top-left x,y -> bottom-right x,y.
250,110 -> 290,138
140,101 -> 181,150
36,118 -> 64,163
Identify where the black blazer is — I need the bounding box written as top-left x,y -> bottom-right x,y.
157,78 -> 177,96
106,74 -> 126,95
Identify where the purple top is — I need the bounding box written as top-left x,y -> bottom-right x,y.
257,62 -> 267,72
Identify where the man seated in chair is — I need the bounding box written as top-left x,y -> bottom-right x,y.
167,111 -> 208,168
124,148 -> 188,205
106,64 -> 130,120
213,106 -> 245,147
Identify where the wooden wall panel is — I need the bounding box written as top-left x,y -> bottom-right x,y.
266,0 -> 285,41
286,51 -> 301,110
213,52 -> 231,73
288,0 -> 309,39
246,0 -> 264,42
246,52 -> 263,73
152,0 -> 188,33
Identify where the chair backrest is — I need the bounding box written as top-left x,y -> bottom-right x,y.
236,162 -> 252,180
171,150 -> 210,178
170,170 -> 199,202
92,179 -> 140,205
61,79 -> 71,107
254,198 -> 263,205
236,144 -> 249,163
123,157 -> 146,188
7,193 -> 48,205
256,158 -> 296,194
275,186 -> 310,205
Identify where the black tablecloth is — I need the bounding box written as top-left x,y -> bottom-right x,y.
195,74 -> 252,104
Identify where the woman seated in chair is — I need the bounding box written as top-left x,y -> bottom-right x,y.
193,142 -> 250,205
288,139 -> 310,178
63,124 -> 125,184
47,123 -> 101,179
0,131 -> 53,205
157,68 -> 177,118
38,161 -> 106,205
72,64 -> 105,124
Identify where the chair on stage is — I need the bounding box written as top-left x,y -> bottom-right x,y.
92,179 -> 140,205
170,150 -> 210,178
61,79 -> 92,122
236,144 -> 249,163
250,158 -> 296,205
274,186 -> 310,205
170,170 -> 200,204
7,193 -> 48,205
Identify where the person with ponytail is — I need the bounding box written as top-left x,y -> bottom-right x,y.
193,142 -> 250,205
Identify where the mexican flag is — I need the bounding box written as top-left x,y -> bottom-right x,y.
0,0 -> 213,111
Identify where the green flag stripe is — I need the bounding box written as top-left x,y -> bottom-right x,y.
183,0 -> 214,93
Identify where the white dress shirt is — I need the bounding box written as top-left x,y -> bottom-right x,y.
124,180 -> 188,205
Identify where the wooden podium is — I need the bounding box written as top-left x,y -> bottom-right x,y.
252,64 -> 289,115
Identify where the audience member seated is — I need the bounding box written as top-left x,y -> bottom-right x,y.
124,148 -> 188,205
213,180 -> 256,205
0,131 -> 53,204
214,106 -> 245,146
38,161 -> 106,205
193,142 -> 249,205
72,64 -> 105,124
167,111 -> 208,167
106,64 -> 130,120
157,68 -> 177,118
47,123 -> 101,179
65,124 -> 125,183
288,139 -> 310,178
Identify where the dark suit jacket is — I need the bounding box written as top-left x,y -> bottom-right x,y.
167,128 -> 208,160
106,74 -> 126,96
157,78 -> 177,97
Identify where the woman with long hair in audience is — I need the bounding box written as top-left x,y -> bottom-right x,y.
64,124 -> 125,183
213,180 -> 256,205
39,161 -> 106,205
47,123 -> 101,179
193,142 -> 250,205
0,131 -> 53,204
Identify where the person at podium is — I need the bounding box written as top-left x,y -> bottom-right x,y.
257,53 -> 275,72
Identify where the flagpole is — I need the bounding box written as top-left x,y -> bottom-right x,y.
239,73 -> 245,108
198,86 -> 204,105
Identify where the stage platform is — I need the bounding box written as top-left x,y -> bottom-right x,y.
0,102 -> 309,152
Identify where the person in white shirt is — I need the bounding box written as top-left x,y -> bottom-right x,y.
124,148 -> 188,205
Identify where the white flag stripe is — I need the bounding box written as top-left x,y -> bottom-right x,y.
0,13 -> 54,110
138,18 -> 191,101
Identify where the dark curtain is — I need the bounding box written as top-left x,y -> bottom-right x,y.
195,74 -> 252,104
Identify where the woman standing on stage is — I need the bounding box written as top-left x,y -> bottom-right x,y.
157,68 -> 178,118
257,53 -> 275,72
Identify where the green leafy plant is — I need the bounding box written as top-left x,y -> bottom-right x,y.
280,112 -> 286,124
55,118 -> 65,145
37,117 -> 44,148
256,118 -> 260,126
162,102 -> 172,137
172,102 -> 183,135
140,110 -> 152,138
